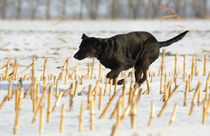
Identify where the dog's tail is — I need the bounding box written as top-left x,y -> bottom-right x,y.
158,31 -> 189,48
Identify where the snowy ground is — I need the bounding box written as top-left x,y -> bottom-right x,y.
0,20 -> 209,136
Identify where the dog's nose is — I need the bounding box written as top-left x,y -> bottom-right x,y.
74,53 -> 78,59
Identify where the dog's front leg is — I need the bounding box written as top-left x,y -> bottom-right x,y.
106,70 -> 120,80
106,68 -> 123,84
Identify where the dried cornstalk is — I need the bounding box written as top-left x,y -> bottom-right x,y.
164,73 -> 167,83
117,98 -> 122,125
23,75 -> 27,81
161,49 -> 165,72
11,86 -> 18,99
174,53 -> 178,77
160,49 -> 165,94
104,78 -> 109,96
164,83 -> 168,102
94,80 -> 100,104
54,76 -> 57,86
99,90 -> 119,119
13,59 -> 18,80
207,95 -> 210,113
43,76 -> 47,87
198,82 -> 202,107
148,102 -> 155,126
111,96 -> 123,119
80,76 -> 84,85
91,58 -> 95,79
74,81 -> 79,96
174,74 -> 177,86
121,95 -> 137,121
195,55 -> 199,76
183,54 -> 186,82
99,63 -> 102,79
87,84 -> 93,110
32,58 -> 35,80
114,79 -> 118,94
109,79 -> 113,99
60,61 -> 66,81
146,71 -> 151,94
184,80 -> 189,107
131,68 -> 135,83
60,104 -> 66,133
40,106 -> 44,134
32,85 -> 48,124
56,79 -> 60,98
188,75 -> 192,92
5,60 -> 10,80
189,81 -> 201,116
23,84 -> 32,99
158,85 -> 179,118
14,87 -> 24,134
87,63 -> 91,79
79,101 -> 85,132
150,73 -> 153,83
32,77 -> 37,112
90,100 -> 95,131
205,73 -> 210,100
160,72 -> 164,94
128,86 -> 135,104
112,91 -> 138,136
69,85 -> 74,112
130,102 -> 137,129
62,83 -> 73,97
168,81 -> 172,95
47,85 -> 53,123
203,55 -> 207,76
191,55 -> 195,77
121,80 -> 127,109
52,91 -> 64,112
15,86 -> 20,110
65,58 -> 69,85
203,99 -> 208,124
35,84 -> 40,111
0,96 -> 8,111
99,88 -> 103,110
169,103 -> 178,126
8,78 -> 13,100
43,58 -> 48,80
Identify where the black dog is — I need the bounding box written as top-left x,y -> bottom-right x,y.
74,31 -> 188,87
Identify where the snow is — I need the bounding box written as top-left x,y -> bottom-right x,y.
0,19 -> 209,136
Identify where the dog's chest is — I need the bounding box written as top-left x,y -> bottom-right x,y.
99,58 -> 118,69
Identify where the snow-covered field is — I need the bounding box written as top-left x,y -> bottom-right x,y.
0,20 -> 209,136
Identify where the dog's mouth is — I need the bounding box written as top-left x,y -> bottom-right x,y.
74,52 -> 87,60
74,53 -> 82,60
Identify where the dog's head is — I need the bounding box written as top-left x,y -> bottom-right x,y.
74,34 -> 99,60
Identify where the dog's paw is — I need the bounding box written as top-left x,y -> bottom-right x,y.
134,83 -> 142,89
117,79 -> 124,85
106,72 -> 115,79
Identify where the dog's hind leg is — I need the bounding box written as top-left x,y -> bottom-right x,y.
139,59 -> 150,84
117,79 -> 124,85
134,64 -> 143,88
135,56 -> 150,88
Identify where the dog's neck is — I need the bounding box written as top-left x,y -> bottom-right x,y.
94,38 -> 107,60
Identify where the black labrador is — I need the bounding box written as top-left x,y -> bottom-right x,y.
74,31 -> 188,87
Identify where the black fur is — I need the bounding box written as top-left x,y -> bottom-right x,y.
74,31 -> 188,87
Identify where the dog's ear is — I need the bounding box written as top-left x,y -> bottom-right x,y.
81,33 -> 88,39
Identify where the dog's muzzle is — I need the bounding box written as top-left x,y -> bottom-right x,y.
74,53 -> 79,59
